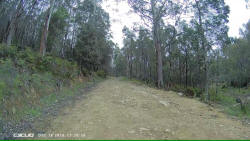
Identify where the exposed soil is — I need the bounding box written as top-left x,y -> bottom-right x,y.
34,77 -> 250,140
0,80 -> 97,140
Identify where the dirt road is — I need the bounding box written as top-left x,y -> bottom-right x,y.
40,78 -> 250,139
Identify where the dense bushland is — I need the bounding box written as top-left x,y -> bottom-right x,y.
0,0 -> 112,123
0,44 -> 107,123
0,44 -> 81,121
113,0 -> 250,116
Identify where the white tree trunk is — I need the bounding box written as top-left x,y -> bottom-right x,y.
151,0 -> 164,88
40,0 -> 55,56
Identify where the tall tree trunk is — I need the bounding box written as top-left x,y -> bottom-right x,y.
179,56 -> 182,85
149,66 -> 152,82
40,0 -> 55,56
144,56 -> 148,81
204,55 -> 209,101
5,0 -> 23,47
185,50 -> 188,89
151,0 -> 164,88
156,44 -> 164,88
6,25 -> 14,46
143,57 -> 146,80
196,0 -> 209,102
126,55 -> 130,78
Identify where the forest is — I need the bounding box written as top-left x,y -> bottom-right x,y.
0,0 -> 112,136
113,0 -> 250,109
0,0 -> 250,139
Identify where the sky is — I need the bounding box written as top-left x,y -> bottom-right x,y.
102,0 -> 250,48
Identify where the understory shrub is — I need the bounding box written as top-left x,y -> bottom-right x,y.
0,44 -> 17,59
171,84 -> 185,93
0,44 -> 81,120
208,88 -> 219,102
1,44 -> 78,79
96,70 -> 107,78
0,59 -> 21,97
185,87 -> 196,97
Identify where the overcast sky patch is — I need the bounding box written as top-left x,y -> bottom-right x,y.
102,0 -> 250,48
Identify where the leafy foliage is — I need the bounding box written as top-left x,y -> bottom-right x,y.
96,70 -> 107,78
0,44 -> 78,102
73,0 -> 113,74
0,44 -> 102,121
221,21 -> 250,88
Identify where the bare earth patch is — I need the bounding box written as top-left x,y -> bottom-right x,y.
40,78 -> 250,140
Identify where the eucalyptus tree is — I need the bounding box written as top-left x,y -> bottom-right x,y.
222,20 -> 250,89
47,7 -> 69,57
39,0 -> 56,56
122,26 -> 136,78
177,24 -> 193,88
113,46 -> 127,76
240,19 -> 250,41
0,0 -> 39,47
191,0 -> 229,101
5,0 -> 24,47
127,0 -> 181,88
160,24 -> 178,86
53,0 -> 80,58
136,27 -> 150,80
73,0 -> 113,73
